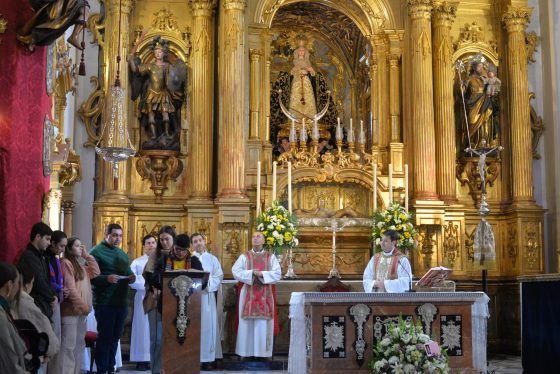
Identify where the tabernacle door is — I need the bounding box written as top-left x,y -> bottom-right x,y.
162,270 -> 209,374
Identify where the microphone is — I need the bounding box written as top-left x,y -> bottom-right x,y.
397,257 -> 415,293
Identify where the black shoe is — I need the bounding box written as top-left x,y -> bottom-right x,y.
200,362 -> 214,371
136,362 -> 150,371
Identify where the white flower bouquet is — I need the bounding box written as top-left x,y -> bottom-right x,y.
372,203 -> 418,252
256,201 -> 299,254
369,316 -> 449,374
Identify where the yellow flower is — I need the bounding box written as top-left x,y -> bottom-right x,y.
263,231 -> 268,236
266,237 -> 275,245
276,225 -> 282,231
284,232 -> 293,241
396,224 -> 402,230
404,232 -> 411,238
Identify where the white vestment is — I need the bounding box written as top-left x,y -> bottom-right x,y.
363,250 -> 412,293
232,250 -> 281,357
129,254 -> 150,362
194,251 -> 224,363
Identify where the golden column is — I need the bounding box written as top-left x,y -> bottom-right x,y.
189,0 -> 217,200
100,0 -> 134,200
218,0 -> 247,199
373,34 -> 390,149
260,30 -> 272,142
408,0 -> 438,200
249,48 -> 262,139
387,31 -> 403,143
370,59 -> 379,146
432,1 -> 458,202
503,6 -> 534,203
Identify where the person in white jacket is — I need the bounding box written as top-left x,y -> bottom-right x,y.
232,232 -> 281,359
191,233 -> 224,371
129,234 -> 156,370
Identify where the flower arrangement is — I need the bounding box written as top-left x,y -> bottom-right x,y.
372,203 -> 418,252
256,201 -> 299,254
369,316 -> 449,374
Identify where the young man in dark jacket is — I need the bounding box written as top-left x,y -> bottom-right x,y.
17,222 -> 55,321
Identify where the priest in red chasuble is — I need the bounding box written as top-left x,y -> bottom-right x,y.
232,231 -> 282,358
363,230 -> 413,293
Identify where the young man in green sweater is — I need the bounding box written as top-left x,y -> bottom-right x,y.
90,223 -> 135,374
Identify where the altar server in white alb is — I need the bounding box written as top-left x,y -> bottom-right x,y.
129,234 -> 157,370
232,231 -> 282,358
190,233 -> 224,368
363,229 -> 412,293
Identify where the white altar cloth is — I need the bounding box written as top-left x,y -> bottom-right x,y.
288,291 -> 490,374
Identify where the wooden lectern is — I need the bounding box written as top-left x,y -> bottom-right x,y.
162,270 -> 209,374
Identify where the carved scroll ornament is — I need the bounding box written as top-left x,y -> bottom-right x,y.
168,275 -> 194,345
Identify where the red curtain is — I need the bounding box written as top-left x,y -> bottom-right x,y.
0,2 -> 51,263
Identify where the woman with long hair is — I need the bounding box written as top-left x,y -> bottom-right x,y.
143,225 -> 176,374
50,237 -> 100,374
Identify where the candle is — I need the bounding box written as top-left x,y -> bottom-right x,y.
312,119 -> 319,140
333,230 -> 336,248
373,161 -> 377,212
301,118 -> 307,142
339,196 -> 343,210
272,161 -> 277,201
288,161 -> 293,213
359,120 -> 365,144
290,119 -> 297,142
405,164 -> 409,212
336,118 -> 343,141
349,118 -> 353,142
388,163 -> 393,204
256,161 -> 261,216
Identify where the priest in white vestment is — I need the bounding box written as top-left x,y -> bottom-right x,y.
232,231 -> 282,358
363,230 -> 412,293
129,235 -> 156,369
191,233 -> 224,366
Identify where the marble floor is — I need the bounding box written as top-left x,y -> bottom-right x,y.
115,354 -> 522,373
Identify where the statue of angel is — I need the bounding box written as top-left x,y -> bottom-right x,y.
128,35 -> 187,150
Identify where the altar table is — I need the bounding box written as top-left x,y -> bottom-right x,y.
288,292 -> 489,374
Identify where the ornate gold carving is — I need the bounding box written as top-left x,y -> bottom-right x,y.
59,142 -> 82,187
264,0 -> 287,15
43,189 -> 63,211
87,13 -> 105,47
465,226 -> 475,262
141,222 -> 176,238
507,224 -> 518,267
225,19 -> 243,52
418,225 -> 438,271
529,93 -> 544,160
453,22 -> 498,64
502,6 -> 533,31
78,76 -> 104,147
355,0 -> 386,28
442,221 -> 459,267
292,252 -> 364,274
223,222 -> 244,260
194,218 -> 213,246
0,15 -> 7,45
136,150 -> 184,203
407,0 -> 433,20
194,27 -> 211,55
61,200 -> 76,213
524,223 -> 540,270
152,8 -> 179,32
525,31 -> 539,63
456,156 -> 501,206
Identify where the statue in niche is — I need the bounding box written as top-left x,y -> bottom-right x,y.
294,197 -> 359,218
17,0 -> 88,51
129,35 -> 187,151
270,35 -> 338,144
458,59 -> 501,150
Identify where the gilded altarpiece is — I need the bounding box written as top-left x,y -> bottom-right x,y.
87,0 -> 545,354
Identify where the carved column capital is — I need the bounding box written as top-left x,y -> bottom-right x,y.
407,0 -> 433,20
107,0 -> 135,14
223,0 -> 246,11
189,0 -> 217,16
432,1 -> 457,26
502,6 -> 532,33
250,48 -> 262,61
61,200 -> 77,213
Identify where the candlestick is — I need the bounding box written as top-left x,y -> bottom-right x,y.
256,161 -> 261,216
312,119 -> 319,140
373,161 -> 377,212
300,118 -> 307,143
388,163 -> 393,204
359,120 -> 365,145
272,161 -> 277,201
405,164 -> 409,212
288,161 -> 292,213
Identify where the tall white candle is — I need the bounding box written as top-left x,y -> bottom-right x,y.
288,161 -> 292,213
388,163 -> 393,204
272,161 -> 277,201
333,230 -> 336,248
373,161 -> 377,212
256,161 -> 261,216
405,164 -> 409,212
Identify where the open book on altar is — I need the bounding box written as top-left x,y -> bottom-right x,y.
416,266 -> 452,287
